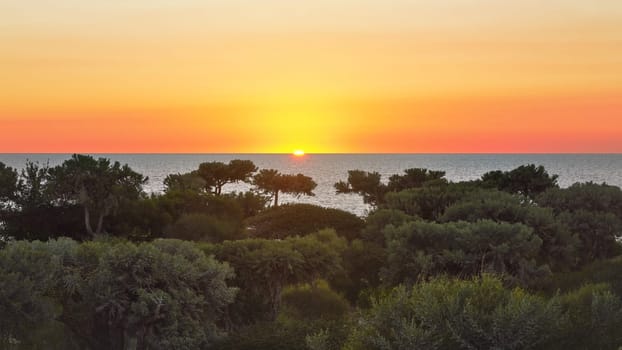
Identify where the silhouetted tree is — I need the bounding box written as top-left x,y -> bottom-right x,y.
195,160 -> 258,195
0,162 -> 18,204
334,170 -> 386,206
387,168 -> 446,192
163,172 -> 206,193
335,168 -> 447,207
482,164 -> 558,198
253,169 -> 316,206
47,154 -> 147,236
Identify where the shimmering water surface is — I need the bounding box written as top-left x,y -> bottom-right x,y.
1,154 -> 621,216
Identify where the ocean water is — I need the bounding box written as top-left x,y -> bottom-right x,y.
1,154 -> 621,216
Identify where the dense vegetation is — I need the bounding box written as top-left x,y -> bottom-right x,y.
1,156 -> 622,349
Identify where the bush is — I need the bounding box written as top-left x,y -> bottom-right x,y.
245,204 -> 364,240
541,256 -> 622,297
440,189 -> 579,270
281,282 -> 350,321
344,275 -> 561,350
164,213 -> 243,242
382,220 -> 546,286
548,284 -> 622,350
0,238 -> 237,350
537,182 -> 622,218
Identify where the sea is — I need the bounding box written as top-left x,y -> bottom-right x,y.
1,154 -> 621,216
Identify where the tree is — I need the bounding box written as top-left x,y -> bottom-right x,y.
245,203 -> 364,240
253,169 -> 316,207
361,209 -> 415,246
335,168 -> 447,207
0,161 -> 18,203
195,160 -> 258,195
0,238 -> 79,349
537,182 -> 622,219
558,210 -> 622,264
482,164 -> 559,198
383,181 -> 476,220
1,161 -> 86,241
47,154 -> 148,236
440,189 -> 579,271
64,239 -> 237,350
387,168 -> 446,192
382,220 -> 545,286
163,172 -> 206,193
206,230 -> 343,325
334,170 -> 386,206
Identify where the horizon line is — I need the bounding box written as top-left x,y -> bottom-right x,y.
2,152 -> 622,156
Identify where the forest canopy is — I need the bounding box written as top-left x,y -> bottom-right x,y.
1,155 -> 622,349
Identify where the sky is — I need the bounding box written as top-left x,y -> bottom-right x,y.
1,0 -> 621,153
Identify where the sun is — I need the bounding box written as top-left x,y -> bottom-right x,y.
293,149 -> 305,156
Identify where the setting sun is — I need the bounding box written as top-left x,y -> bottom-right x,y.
293,150 -> 305,156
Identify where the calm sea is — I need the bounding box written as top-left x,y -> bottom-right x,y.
1,154 -> 621,216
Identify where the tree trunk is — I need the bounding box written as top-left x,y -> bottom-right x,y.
84,206 -> 95,236
95,211 -> 105,234
274,190 -> 279,207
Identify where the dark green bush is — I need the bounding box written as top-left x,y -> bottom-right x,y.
245,203 -> 364,240
344,275 -> 562,350
281,282 -> 350,321
164,213 -> 243,242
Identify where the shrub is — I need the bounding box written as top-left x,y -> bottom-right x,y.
164,213 -> 243,242
281,282 -> 350,321
344,275 -> 562,350
245,204 -> 364,240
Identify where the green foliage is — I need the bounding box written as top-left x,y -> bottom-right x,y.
335,168 -> 446,207
0,238 -> 236,350
47,154 -> 147,235
1,161 -> 88,241
208,230 -> 344,325
228,191 -> 270,218
194,160 -> 258,195
0,239 -> 73,348
335,170 -> 386,206
14,160 -> 51,209
245,203 -> 364,240
382,220 -> 546,286
383,181 -> 475,220
329,239 -> 386,303
218,283 -> 352,350
537,182 -> 622,218
218,320 -> 313,350
163,172 -> 206,193
558,210 -> 622,264
541,256 -> 622,298
281,282 -> 350,321
549,284 -> 622,350
253,169 -> 317,206
0,161 -> 18,203
1,204 -> 86,241
440,189 -> 579,270
344,275 -> 562,350
112,190 -> 254,240
482,164 -> 559,198
64,239 -> 237,350
386,168 -> 446,192
363,209 -> 415,245
164,213 -> 243,243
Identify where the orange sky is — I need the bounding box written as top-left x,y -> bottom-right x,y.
1,1 -> 621,153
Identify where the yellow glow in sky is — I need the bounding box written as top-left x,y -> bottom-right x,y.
1,1 -> 621,152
